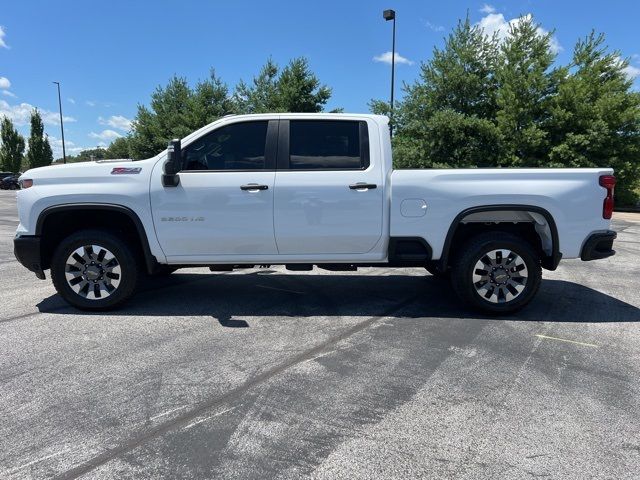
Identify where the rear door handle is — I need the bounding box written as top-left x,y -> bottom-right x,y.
349,183 -> 377,190
240,184 -> 269,191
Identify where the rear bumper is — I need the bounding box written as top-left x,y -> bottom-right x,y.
581,230 -> 617,261
14,235 -> 45,279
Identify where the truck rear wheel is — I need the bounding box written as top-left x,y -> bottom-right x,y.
51,229 -> 140,311
450,232 -> 541,315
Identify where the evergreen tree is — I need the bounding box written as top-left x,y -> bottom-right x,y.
0,116 -> 26,173
234,57 -> 331,113
495,15 -> 558,167
234,59 -> 281,113
26,109 -> 53,169
548,32 -> 640,204
105,136 -> 131,159
129,59 -> 333,159
382,16 -> 502,168
129,76 -> 196,159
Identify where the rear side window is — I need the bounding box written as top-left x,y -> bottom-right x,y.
182,121 -> 268,171
288,120 -> 369,170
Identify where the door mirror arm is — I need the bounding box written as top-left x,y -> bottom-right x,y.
162,139 -> 181,187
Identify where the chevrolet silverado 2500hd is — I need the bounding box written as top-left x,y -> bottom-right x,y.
14,113 -> 617,314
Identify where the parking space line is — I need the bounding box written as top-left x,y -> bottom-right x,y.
534,334 -> 598,348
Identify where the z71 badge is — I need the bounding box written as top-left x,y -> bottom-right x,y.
111,167 -> 142,175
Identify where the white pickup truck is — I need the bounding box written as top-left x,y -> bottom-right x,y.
14,113 -> 617,314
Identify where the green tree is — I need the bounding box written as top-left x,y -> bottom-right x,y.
26,109 -> 53,168
495,15 -> 558,167
381,16 -> 502,168
129,59 -> 333,159
234,58 -> 280,113
234,57 -> 332,113
129,71 -> 235,159
547,32 -> 640,204
0,116 -> 26,173
105,136 -> 132,159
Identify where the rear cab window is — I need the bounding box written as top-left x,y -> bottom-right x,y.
287,120 -> 369,170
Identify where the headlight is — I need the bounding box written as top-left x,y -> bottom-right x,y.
19,179 -> 33,189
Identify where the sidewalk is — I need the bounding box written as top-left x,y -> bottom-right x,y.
614,211 -> 640,222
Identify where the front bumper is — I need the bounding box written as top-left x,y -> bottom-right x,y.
14,235 -> 45,279
580,230 -> 617,261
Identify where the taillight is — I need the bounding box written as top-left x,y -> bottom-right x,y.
599,175 -> 616,219
19,179 -> 33,189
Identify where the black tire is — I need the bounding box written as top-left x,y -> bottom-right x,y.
450,231 -> 542,315
51,229 -> 140,311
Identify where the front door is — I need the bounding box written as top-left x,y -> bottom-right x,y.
151,120 -> 278,259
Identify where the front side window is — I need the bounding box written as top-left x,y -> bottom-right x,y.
289,120 -> 367,170
182,121 -> 268,171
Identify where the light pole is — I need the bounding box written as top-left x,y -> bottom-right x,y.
52,81 -> 67,163
383,9 -> 396,136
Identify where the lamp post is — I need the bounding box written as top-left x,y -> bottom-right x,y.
52,81 -> 67,163
383,9 -> 396,136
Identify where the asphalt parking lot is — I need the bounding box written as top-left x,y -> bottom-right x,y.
0,190 -> 639,479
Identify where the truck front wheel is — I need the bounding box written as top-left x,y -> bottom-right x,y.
51,229 -> 140,311
450,232 -> 542,315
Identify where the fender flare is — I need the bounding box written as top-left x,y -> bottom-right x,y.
437,204 -> 561,271
36,203 -> 159,274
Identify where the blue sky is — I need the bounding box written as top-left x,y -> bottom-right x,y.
1,0 -> 639,158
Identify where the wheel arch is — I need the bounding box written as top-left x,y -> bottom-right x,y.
437,204 -> 561,272
36,203 -> 158,274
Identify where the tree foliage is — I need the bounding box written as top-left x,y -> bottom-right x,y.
376,15 -> 640,204
0,116 -> 26,173
26,109 -> 53,169
128,71 -> 235,159
126,58 -> 332,159
547,32 -> 640,204
235,57 -> 331,114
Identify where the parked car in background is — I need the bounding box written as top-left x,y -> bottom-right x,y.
0,175 -> 20,190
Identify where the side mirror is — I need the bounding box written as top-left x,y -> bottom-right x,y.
162,139 -> 181,187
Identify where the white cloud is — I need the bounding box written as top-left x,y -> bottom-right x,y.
98,115 -> 132,131
616,57 -> 640,81
68,98 -> 76,104
623,64 -> 640,80
0,99 -> 76,126
85,100 -> 96,107
373,51 -> 414,66
425,21 -> 445,32
2,90 -> 16,98
47,136 -> 86,159
480,4 -> 496,14
0,76 -> 10,89
477,12 -> 562,54
0,26 -> 8,49
88,129 -> 121,141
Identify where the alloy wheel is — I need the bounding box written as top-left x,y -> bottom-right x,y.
64,245 -> 121,299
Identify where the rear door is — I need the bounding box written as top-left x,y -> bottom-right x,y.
273,119 -> 383,255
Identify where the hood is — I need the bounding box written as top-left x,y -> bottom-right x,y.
19,158 -> 155,186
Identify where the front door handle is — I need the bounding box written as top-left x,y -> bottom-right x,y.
240,184 -> 269,191
349,183 -> 377,190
